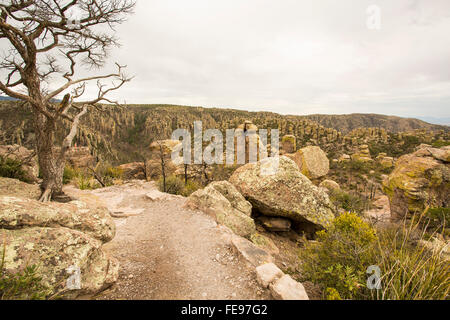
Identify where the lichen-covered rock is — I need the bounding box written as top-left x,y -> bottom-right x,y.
229,156 -> 334,231
285,146 -> 329,179
383,146 -> 450,219
208,181 -> 252,216
0,144 -> 38,182
0,196 -> 116,242
0,227 -> 119,299
0,185 -> 118,298
185,181 -> 255,238
0,177 -> 40,199
319,179 -> 341,192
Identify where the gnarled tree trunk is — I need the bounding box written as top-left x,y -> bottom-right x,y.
34,111 -> 65,202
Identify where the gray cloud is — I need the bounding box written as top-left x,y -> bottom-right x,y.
3,0 -> 450,118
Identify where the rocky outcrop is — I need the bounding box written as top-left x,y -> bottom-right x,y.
285,146 -> 330,179
0,178 -> 118,298
0,144 -> 38,182
383,146 -> 450,219
376,153 -> 395,169
281,135 -> 296,154
229,156 -> 334,233
319,179 -> 341,192
185,181 -> 256,238
118,162 -> 146,180
66,146 -> 96,169
351,144 -> 373,162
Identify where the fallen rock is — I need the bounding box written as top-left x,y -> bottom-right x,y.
185,181 -> 256,238
256,263 -> 284,288
269,274 -> 309,300
285,146 -> 329,179
250,233 -> 280,256
258,216 -> 291,232
231,235 -> 273,267
229,156 -> 334,232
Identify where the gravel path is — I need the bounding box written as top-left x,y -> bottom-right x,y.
69,181 -> 271,300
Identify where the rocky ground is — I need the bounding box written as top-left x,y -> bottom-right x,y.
66,181 -> 272,300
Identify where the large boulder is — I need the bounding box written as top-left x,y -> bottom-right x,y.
229,156 -> 334,232
285,146 -> 329,179
185,181 -> 256,238
383,146 -> 450,219
0,180 -> 118,298
0,144 -> 38,182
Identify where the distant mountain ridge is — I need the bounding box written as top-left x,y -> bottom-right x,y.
301,113 -> 448,134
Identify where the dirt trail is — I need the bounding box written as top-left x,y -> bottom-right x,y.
66,181 -> 271,300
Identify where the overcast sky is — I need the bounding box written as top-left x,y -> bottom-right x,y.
4,0 -> 450,119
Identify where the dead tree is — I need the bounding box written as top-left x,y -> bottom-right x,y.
0,1 -> 135,201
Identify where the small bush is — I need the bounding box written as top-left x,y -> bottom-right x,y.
329,189 -> 369,214
432,140 -> 450,148
299,212 -> 450,300
158,175 -> 184,195
299,213 -> 378,299
0,156 -> 29,183
180,180 -> 201,197
63,166 -> 77,184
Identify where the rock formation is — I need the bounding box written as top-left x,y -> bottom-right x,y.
285,146 -> 330,179
0,178 -> 118,298
185,181 -> 256,238
229,156 -> 334,234
383,146 -> 449,219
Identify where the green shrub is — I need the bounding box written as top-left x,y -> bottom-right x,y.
158,175 -> 184,195
299,212 -> 450,300
1,244 -> 51,300
329,189 -> 369,214
299,213 -> 378,299
0,156 -> 29,182
180,180 -> 201,197
432,140 -> 450,148
371,221 -> 449,300
63,165 -> 77,184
